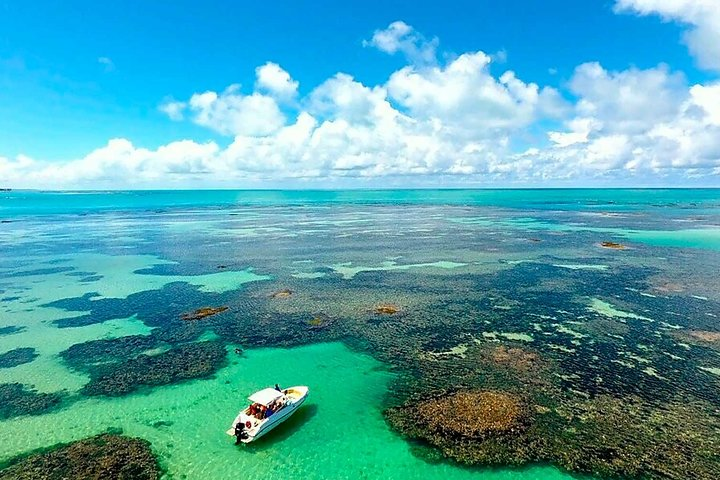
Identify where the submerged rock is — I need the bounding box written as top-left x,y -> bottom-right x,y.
600,241 -> 627,250
0,348 -> 38,369
0,383 -> 62,420
375,304 -> 401,315
270,289 -> 293,299
0,434 -> 161,480
180,306 -> 229,321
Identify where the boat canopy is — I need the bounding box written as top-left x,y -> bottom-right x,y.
248,388 -> 283,406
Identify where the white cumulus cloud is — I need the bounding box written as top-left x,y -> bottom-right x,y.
160,64 -> 298,136
187,85 -> 285,137
364,21 -> 439,66
615,0 -> 720,71
387,51 -> 567,134
159,99 -> 187,121
256,62 -> 299,99
3,20 -> 720,189
542,62 -> 720,179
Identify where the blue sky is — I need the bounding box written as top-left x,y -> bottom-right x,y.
1,0 -> 719,188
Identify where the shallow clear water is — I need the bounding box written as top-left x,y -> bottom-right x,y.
1,189 -> 719,479
0,342 -> 571,480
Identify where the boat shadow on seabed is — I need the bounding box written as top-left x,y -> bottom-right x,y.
238,404 -> 318,453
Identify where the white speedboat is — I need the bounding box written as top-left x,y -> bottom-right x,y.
226,386 -> 309,443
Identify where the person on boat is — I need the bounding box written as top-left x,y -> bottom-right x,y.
266,406 -> 274,417
274,383 -> 281,392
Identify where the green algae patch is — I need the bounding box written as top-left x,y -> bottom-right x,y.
554,325 -> 586,340
587,298 -> 652,321
0,348 -> 38,369
0,434 -> 161,480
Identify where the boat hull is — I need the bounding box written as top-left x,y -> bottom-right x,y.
243,393 -> 307,442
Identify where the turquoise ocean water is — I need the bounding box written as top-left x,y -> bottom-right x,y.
3,189 -> 720,216
1,189 -> 719,479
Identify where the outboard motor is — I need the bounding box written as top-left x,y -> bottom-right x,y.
234,422 -> 248,444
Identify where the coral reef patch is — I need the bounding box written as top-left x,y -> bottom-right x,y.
0,383 -> 62,420
0,348 -> 38,369
80,342 -> 227,396
0,326 -> 24,336
387,390 -> 720,479
0,434 -> 161,480
61,335 -> 162,375
386,390 -> 537,465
